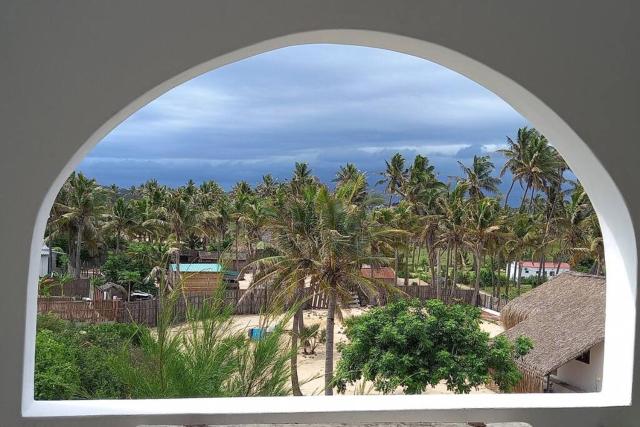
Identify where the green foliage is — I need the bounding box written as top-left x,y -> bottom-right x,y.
102,245 -> 155,293
35,329 -> 81,400
35,314 -> 140,400
110,288 -> 293,398
334,299 -> 532,394
300,324 -> 326,355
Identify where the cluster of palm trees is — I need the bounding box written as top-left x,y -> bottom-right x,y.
45,126 -> 604,395
375,127 -> 604,303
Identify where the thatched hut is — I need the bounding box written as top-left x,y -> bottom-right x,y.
95,282 -> 128,301
500,272 -> 605,393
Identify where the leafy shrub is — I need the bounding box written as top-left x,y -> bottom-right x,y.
334,299 -> 532,394
37,313 -> 68,334
35,330 -> 81,400
35,315 -> 138,400
300,324 -> 326,355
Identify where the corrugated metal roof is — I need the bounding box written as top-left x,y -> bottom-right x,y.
360,266 -> 396,279
169,263 -> 223,273
518,261 -> 570,269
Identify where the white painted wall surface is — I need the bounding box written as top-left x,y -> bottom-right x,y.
557,342 -> 605,392
507,262 -> 571,280
2,1 -> 639,426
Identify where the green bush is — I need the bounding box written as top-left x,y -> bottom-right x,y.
35,330 -> 81,400
35,314 -> 138,400
334,299 -> 532,394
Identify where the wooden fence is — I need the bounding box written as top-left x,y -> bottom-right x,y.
41,278 -> 90,299
37,284 -> 508,327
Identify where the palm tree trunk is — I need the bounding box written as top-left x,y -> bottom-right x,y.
504,180 -> 516,208
290,308 -> 303,396
324,288 -> 337,396
505,261 -> 512,299
394,246 -> 399,286
429,246 -> 439,298
537,250 -> 546,285
517,263 -> 523,295
471,250 -> 481,306
444,245 -> 451,299
404,240 -> 409,286
234,220 -> 240,272
450,244 -> 458,298
74,223 -> 83,279
490,255 -> 496,297
519,180 -> 532,212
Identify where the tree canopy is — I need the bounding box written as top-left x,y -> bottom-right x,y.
334,299 -> 532,394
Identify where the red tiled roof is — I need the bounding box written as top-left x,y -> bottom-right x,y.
518,261 -> 570,269
361,266 -> 396,279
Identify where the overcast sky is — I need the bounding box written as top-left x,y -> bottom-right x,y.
78,44 -> 529,193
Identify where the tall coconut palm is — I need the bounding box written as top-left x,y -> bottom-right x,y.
291,162 -> 314,196
458,155 -> 501,200
102,197 -> 135,252
436,183 -> 468,297
52,172 -> 106,278
333,163 -> 360,187
244,184 -> 321,396
463,197 -> 502,305
313,186 -> 398,395
499,127 -> 535,207
377,153 -> 407,206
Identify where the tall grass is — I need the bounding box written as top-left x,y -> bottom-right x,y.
112,285 -> 294,398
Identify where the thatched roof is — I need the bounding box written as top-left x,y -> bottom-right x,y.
500,272 -> 605,376
97,282 -> 127,294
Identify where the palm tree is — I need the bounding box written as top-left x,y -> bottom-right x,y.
52,172 -> 106,278
256,174 -> 279,198
313,186 -> 397,395
333,163 -> 359,187
518,131 -> 563,212
377,153 -> 407,206
463,197 -> 502,305
231,181 -> 253,271
505,213 -> 536,295
102,197 -> 135,252
291,162 -> 314,196
499,127 -> 534,207
436,184 -> 468,297
244,185 -> 321,396
458,155 -> 501,200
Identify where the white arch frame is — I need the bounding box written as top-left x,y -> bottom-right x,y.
17,29 -> 638,425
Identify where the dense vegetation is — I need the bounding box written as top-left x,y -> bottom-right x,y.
43,126 -> 603,396
35,313 -> 140,399
334,299 -> 532,394
35,288 -> 294,400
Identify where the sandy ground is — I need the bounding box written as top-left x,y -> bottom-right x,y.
184,307 -> 505,396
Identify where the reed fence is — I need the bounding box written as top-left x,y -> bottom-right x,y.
37,283 -> 507,327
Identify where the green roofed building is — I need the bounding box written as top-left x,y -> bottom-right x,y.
170,263 -> 224,295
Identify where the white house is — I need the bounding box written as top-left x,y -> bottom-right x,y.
39,245 -> 56,277
507,260 -> 570,280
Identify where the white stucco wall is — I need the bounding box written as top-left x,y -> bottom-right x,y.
556,342 -> 605,392
2,1 -> 639,426
507,262 -> 571,280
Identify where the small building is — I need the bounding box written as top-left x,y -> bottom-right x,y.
170,263 -> 224,295
96,282 -> 128,301
39,245 -> 56,277
360,265 -> 396,286
500,272 -> 605,393
506,260 -> 570,280
198,251 -> 250,272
